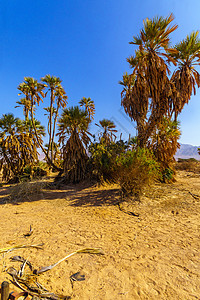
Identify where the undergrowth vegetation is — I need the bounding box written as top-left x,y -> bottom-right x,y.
89,140 -> 160,199
116,148 -> 160,199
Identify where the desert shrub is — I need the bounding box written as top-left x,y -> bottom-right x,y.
116,148 -> 160,199
175,158 -> 200,173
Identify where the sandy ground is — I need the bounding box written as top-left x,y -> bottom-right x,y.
0,170 -> 199,300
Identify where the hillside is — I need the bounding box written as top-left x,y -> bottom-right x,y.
175,143 -> 200,160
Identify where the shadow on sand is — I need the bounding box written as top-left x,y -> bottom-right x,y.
0,180 -> 120,207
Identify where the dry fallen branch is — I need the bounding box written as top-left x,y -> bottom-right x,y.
36,248 -> 104,274
6,247 -> 104,300
10,256 -> 33,270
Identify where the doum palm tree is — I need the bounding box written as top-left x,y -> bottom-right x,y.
41,75 -> 68,161
121,14 -> 178,147
18,76 -> 64,171
95,119 -> 117,144
0,113 -> 38,182
58,106 -> 92,183
121,14 -> 200,150
170,31 -> 200,120
79,97 -> 95,120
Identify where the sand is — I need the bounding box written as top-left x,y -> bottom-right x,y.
0,170 -> 199,299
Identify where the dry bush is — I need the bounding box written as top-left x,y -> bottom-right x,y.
116,149 -> 160,200
175,158 -> 200,173
9,180 -> 49,200
118,162 -> 152,199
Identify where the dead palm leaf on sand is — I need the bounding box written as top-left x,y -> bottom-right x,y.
36,248 -> 104,274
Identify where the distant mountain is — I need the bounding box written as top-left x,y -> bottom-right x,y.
175,144 -> 200,160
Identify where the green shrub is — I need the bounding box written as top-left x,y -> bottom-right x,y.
22,163 -> 48,180
89,140 -> 128,181
116,148 -> 160,199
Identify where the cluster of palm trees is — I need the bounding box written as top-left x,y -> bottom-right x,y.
120,14 -> 200,172
0,73 -> 118,182
0,113 -> 42,182
1,14 -> 199,184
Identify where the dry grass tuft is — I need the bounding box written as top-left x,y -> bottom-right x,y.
9,180 -> 49,200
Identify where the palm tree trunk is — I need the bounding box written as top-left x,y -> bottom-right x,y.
30,97 -> 63,172
47,88 -> 54,162
51,102 -> 60,162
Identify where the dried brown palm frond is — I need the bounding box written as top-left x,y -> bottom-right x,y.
121,15 -> 178,147
169,31 -> 200,120
7,247 -> 104,299
58,106 -> 92,183
0,243 -> 44,254
36,248 -> 104,274
62,130 -> 89,183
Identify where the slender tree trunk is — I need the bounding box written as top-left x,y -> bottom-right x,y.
51,102 -> 60,163
30,96 -> 63,172
47,88 -> 54,162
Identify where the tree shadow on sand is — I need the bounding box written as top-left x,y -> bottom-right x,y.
68,188 -> 120,207
0,181 -> 120,207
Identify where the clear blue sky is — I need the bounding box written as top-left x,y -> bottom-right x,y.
0,0 -> 200,145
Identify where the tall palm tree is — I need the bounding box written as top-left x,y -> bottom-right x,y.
18,77 -> 46,147
15,97 -> 32,121
170,31 -> 200,120
95,119 -> 117,144
58,106 -> 91,183
18,77 -> 62,171
22,118 -> 46,147
121,14 -> 178,147
79,97 -> 95,120
41,75 -> 67,161
0,114 -> 38,182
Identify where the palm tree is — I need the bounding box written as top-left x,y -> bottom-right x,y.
41,75 -> 68,161
18,77 -> 46,146
79,97 -> 95,120
95,119 -> 117,144
170,31 -> 200,120
22,118 -> 46,147
0,114 -> 38,182
57,106 -> 91,183
15,97 -> 32,121
121,14 -> 178,147
18,77 -> 63,171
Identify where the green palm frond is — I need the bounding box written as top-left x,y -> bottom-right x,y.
130,13 -> 177,52
172,31 -> 200,64
95,119 -> 117,144
79,97 -> 95,120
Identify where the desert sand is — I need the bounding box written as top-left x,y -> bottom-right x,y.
0,170 -> 199,299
